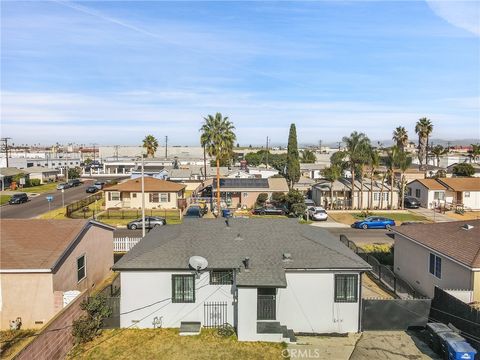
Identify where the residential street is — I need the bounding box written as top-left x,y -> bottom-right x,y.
0,180 -> 94,219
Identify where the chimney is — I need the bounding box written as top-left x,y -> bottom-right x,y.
243,257 -> 250,270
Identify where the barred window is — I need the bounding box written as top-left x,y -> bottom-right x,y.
150,193 -> 159,203
172,275 -> 195,303
210,270 -> 233,285
334,274 -> 358,303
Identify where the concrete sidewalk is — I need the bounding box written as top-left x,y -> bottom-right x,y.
309,217 -> 350,228
286,334 -> 359,359
409,207 -> 454,223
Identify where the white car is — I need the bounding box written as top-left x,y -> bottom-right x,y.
311,209 -> 328,221
307,206 -> 325,217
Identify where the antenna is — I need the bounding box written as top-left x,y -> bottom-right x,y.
189,256 -> 208,271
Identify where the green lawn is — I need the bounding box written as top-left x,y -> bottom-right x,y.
20,182 -> 59,193
0,329 -> 37,359
67,329 -> 286,360
96,209 -> 182,226
0,195 -> 11,205
329,211 -> 430,225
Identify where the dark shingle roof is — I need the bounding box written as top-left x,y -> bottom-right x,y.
113,219 -> 370,287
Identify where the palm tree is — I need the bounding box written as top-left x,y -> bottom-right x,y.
368,147 -> 380,209
415,117 -> 433,170
469,144 -> 480,164
396,150 -> 413,209
301,150 -> 316,163
430,145 -> 448,167
392,126 -> 409,152
341,132 -> 371,209
385,146 -> 399,209
200,113 -> 236,212
142,135 -> 159,158
322,165 -> 341,209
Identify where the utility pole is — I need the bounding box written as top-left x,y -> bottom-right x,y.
141,152 -> 146,237
319,140 -> 322,151
337,141 -> 342,151
266,136 -> 269,168
1,137 -> 12,167
165,136 -> 168,159
114,145 -> 119,160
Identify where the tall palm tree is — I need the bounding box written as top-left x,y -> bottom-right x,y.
142,135 -> 159,158
368,147 -> 380,209
469,144 -> 480,164
200,113 -> 236,212
396,150 -> 413,209
430,145 -> 448,167
322,165 -> 341,209
415,117 -> 433,170
385,146 -> 399,209
341,132 -> 371,209
392,126 -> 408,152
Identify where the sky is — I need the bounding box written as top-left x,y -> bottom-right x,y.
1,0 -> 479,146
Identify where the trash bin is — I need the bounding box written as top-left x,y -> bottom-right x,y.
222,209 -> 231,218
447,340 -> 477,360
438,332 -> 466,359
426,323 -> 452,354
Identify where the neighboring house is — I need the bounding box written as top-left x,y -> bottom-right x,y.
293,176 -> 316,194
0,167 -> 24,190
104,177 -> 186,209
200,178 -> 289,208
312,178 -> 399,209
113,219 -> 370,342
393,220 -> 480,302
300,163 -> 328,180
167,168 -> 203,193
130,169 -> 169,180
25,166 -> 59,184
395,164 -> 445,184
0,219 -> 114,329
446,163 -> 480,178
407,178 -> 480,210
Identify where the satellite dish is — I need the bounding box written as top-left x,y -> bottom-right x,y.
189,256 -> 208,271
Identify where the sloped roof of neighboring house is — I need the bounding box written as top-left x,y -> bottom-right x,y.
25,166 -> 60,174
300,163 -> 328,170
168,169 -> 193,179
113,219 -> 371,287
393,220 -> 480,269
408,179 -> 447,191
0,167 -> 24,177
446,163 -> 480,173
313,178 -> 395,192
104,177 -> 186,192
0,219 -> 114,271
404,164 -> 444,173
437,178 -> 480,192
205,177 -> 289,192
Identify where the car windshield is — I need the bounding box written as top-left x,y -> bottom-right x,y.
186,208 -> 200,216
364,217 -> 375,221
315,210 -> 326,214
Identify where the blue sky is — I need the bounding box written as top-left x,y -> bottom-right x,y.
1,0 -> 479,146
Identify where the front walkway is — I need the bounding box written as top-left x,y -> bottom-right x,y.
309,216 -> 350,228
409,208 -> 454,223
286,334 -> 359,360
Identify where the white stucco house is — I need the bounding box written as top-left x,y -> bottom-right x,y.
407,178 -> 480,210
112,219 -> 370,342
103,177 -> 185,209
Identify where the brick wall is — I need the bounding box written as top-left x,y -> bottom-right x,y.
14,290 -> 88,360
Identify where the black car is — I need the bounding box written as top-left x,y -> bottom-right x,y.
404,196 -> 420,209
86,186 -> 98,193
127,216 -> 166,230
184,206 -> 204,218
9,193 -> 28,204
68,179 -> 82,187
252,205 -> 287,216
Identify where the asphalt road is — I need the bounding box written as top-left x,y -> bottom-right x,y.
324,227 -> 394,246
0,180 -> 94,219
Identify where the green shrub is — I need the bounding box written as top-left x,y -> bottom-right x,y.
28,179 -> 41,187
271,192 -> 285,205
72,294 -> 112,344
255,193 -> 269,207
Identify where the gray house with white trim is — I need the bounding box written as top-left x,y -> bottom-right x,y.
113,219 -> 370,342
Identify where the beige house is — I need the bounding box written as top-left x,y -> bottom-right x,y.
0,219 -> 114,329
25,166 -> 60,184
407,177 -> 480,210
104,177 -> 186,209
393,220 -> 480,302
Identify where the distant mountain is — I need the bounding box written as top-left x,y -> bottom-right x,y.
316,138 -> 479,148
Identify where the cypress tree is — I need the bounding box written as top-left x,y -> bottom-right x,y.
286,123 -> 300,188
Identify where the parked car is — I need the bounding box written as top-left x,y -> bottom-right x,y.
304,199 -> 316,207
8,193 -> 28,204
184,206 -> 204,218
56,183 -> 71,190
311,209 -> 328,221
68,179 -> 82,187
404,196 -> 420,209
127,216 -> 166,230
352,216 -> 396,229
252,204 -> 287,216
307,206 -> 324,217
86,186 -> 98,193
94,181 -> 106,190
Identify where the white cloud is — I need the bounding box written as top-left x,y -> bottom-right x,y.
426,0 -> 480,36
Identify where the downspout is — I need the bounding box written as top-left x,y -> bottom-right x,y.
358,271 -> 363,333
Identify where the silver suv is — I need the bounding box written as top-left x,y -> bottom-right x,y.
127,216 -> 166,230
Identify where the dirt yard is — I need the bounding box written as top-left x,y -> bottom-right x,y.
445,211 -> 480,221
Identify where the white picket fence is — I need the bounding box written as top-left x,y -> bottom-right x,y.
114,236 -> 142,252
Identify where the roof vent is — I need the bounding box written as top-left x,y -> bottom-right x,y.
243,257 -> 250,270
282,253 -> 292,261
462,224 -> 474,230
235,233 -> 243,241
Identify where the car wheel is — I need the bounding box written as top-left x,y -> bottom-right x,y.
260,211 -> 266,216
130,224 -> 137,230
386,224 -> 392,230
362,224 -> 368,230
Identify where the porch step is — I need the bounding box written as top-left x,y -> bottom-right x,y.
286,329 -> 297,343
179,321 -> 201,336
257,322 -> 296,343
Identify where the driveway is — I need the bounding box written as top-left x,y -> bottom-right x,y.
408,207 -> 453,223
323,227 -> 394,246
0,180 -> 94,218
350,331 -> 440,360
286,334 -> 359,359
309,216 -> 349,228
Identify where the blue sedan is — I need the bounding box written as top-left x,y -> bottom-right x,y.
352,216 -> 396,230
